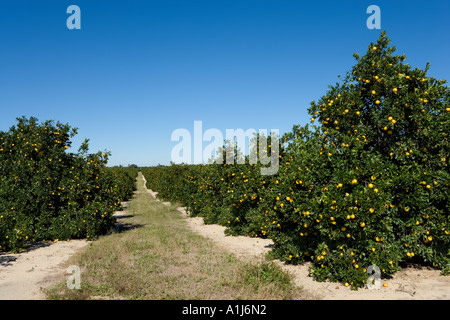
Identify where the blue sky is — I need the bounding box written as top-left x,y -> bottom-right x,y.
0,0 -> 449,166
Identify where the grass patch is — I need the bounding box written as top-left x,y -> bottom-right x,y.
240,261 -> 295,292
45,173 -> 305,300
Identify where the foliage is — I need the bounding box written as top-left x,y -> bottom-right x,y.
142,32 -> 449,289
0,116 -> 137,252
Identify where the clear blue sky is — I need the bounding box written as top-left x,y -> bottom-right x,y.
1,0 -> 449,166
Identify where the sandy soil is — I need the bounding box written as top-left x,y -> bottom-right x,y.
0,202 -> 131,300
143,179 -> 450,300
0,239 -> 88,300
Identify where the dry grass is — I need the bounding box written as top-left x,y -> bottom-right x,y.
45,174 -> 306,300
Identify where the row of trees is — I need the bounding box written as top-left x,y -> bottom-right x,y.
142,32 -> 449,289
0,116 -> 138,252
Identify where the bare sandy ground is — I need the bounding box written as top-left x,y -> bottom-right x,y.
0,203 -> 131,300
0,239 -> 88,300
143,178 -> 450,300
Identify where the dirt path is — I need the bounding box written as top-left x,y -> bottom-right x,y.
142,176 -> 450,300
0,205 -> 130,300
0,240 -> 88,299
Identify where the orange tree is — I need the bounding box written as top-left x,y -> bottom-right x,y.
141,134 -> 282,237
143,164 -> 197,204
0,116 -> 136,252
220,134 -> 282,237
266,31 -> 449,289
